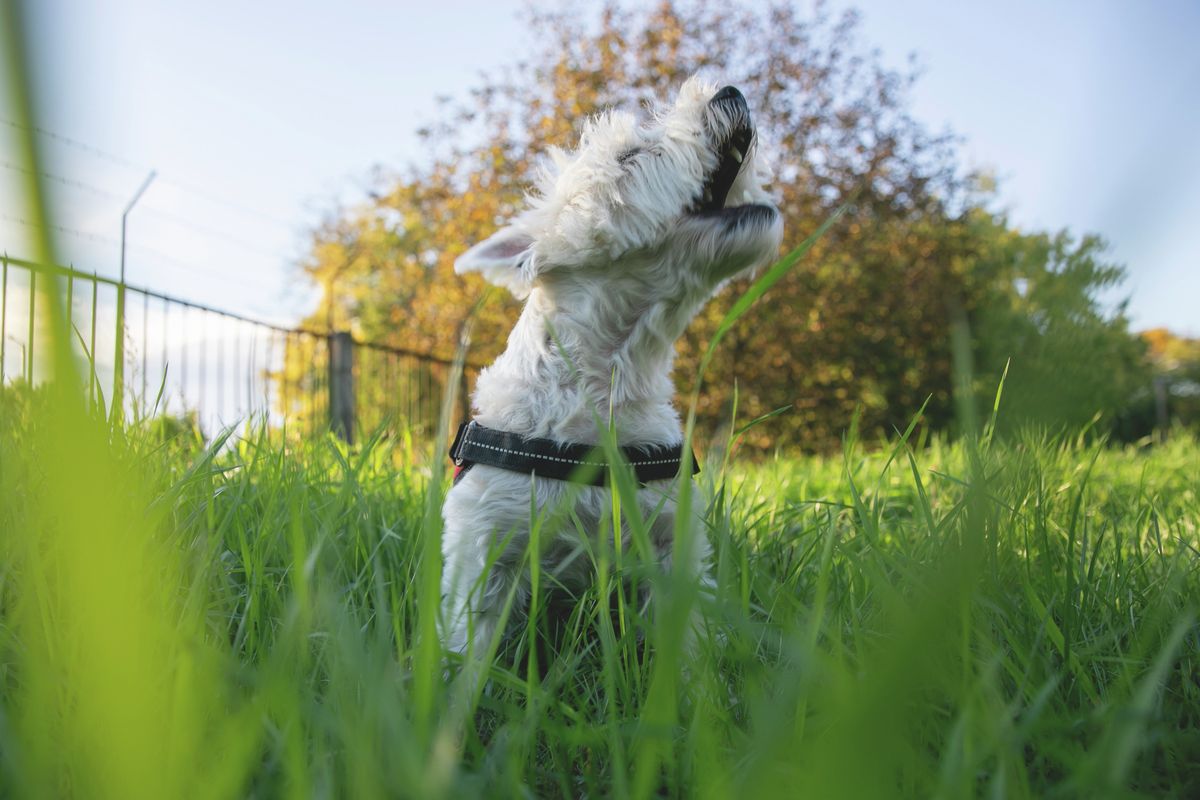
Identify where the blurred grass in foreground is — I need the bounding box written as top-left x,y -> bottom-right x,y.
2,379 -> 1197,798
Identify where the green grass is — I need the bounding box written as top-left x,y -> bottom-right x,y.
1,384 -> 1197,798
2,12 -> 1197,793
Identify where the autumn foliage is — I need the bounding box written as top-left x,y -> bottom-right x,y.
296,2 -> 1149,450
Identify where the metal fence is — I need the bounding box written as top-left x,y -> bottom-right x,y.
0,254 -> 476,441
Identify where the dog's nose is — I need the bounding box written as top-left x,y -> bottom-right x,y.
711,85 -> 744,105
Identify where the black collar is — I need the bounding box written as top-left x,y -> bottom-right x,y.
449,420 -> 699,486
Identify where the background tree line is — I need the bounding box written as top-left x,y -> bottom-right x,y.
289,1 -> 1179,451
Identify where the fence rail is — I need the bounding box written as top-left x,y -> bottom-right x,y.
0,254 -> 479,441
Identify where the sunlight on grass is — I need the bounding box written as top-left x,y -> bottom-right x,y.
4,380 -> 1197,797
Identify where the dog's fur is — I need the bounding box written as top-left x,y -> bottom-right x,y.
440,77 -> 783,656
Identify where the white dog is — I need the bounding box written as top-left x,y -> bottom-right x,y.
441,77 -> 783,657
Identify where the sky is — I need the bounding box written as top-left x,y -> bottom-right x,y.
3,0 -> 1199,337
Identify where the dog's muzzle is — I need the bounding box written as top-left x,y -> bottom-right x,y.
695,86 -> 755,213
710,84 -> 748,114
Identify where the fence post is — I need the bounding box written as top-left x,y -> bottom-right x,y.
113,278 -> 125,416
27,267 -> 34,384
1,254 -> 7,384
115,170 -> 156,420
329,330 -> 355,443
1153,375 -> 1169,443
458,367 -> 470,428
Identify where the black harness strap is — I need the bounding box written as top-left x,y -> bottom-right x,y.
449,420 -> 699,486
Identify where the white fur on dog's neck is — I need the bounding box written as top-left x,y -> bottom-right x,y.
471,279 -> 686,447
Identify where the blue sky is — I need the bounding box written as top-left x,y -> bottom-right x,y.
5,0 -> 1199,335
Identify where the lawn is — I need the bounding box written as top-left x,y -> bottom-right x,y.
2,382 -> 1197,798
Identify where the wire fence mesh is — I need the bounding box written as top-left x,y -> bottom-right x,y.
0,254 -> 477,441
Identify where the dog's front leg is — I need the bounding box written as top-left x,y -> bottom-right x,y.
441,520 -> 528,658
440,522 -> 488,656
647,496 -> 714,658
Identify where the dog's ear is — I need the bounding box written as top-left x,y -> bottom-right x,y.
455,226 -> 537,298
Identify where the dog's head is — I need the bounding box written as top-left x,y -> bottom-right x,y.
456,77 -> 783,302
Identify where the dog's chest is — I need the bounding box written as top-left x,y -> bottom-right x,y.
443,467 -> 680,580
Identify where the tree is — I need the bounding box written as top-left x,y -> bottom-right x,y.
963,217 -> 1149,435
292,1 -> 1145,450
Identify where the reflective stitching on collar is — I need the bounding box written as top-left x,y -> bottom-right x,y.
462,429 -> 680,467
